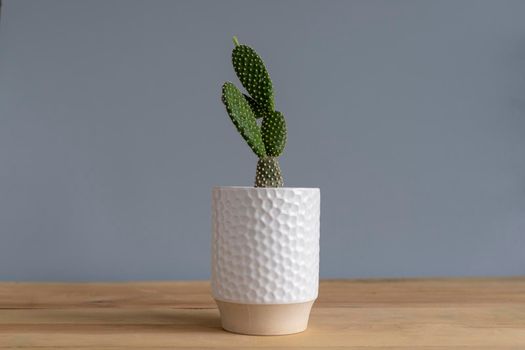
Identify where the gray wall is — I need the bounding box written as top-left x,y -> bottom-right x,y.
0,0 -> 524,281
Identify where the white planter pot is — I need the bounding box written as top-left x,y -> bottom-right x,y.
211,186 -> 320,335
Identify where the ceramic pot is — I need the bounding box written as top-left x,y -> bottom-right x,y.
211,186 -> 320,335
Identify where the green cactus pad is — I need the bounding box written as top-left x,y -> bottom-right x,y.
232,44 -> 274,112
221,82 -> 266,158
243,94 -> 265,119
255,157 -> 283,187
261,110 -> 286,157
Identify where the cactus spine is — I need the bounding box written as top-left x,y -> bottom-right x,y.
221,36 -> 287,187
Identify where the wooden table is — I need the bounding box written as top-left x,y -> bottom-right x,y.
0,278 -> 524,349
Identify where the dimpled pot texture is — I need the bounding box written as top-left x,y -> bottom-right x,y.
211,186 -> 320,335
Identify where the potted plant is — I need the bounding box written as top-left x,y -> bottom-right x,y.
212,36 -> 320,335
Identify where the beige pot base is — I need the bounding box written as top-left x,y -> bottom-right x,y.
215,299 -> 315,335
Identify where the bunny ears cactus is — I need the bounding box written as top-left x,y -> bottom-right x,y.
221,36 -> 287,187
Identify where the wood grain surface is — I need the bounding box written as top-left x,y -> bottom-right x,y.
0,278 -> 524,349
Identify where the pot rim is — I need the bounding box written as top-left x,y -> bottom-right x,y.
213,186 -> 319,191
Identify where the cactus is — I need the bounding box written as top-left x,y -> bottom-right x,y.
221,36 -> 287,187
255,157 -> 283,187
221,82 -> 266,158
232,37 -> 274,112
261,110 -> 286,157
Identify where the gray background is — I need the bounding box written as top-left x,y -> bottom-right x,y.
0,0 -> 524,281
